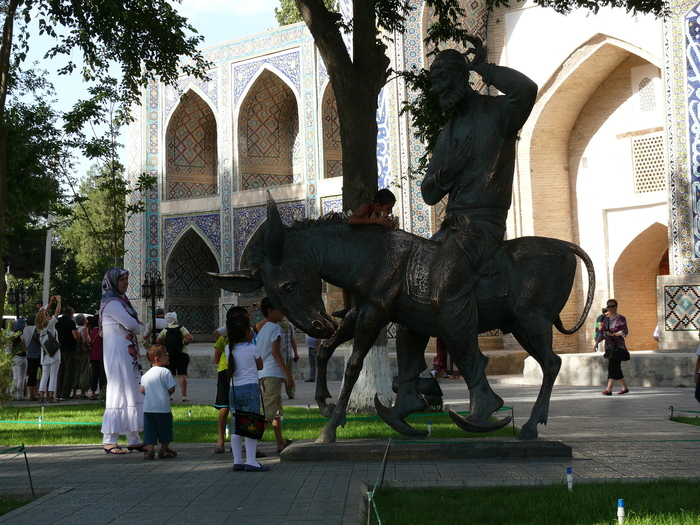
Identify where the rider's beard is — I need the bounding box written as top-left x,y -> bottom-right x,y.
440,81 -> 470,110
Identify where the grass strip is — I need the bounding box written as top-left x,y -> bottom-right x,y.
0,496 -> 30,517
0,405 -> 517,445
670,416 -> 700,427
369,480 -> 700,525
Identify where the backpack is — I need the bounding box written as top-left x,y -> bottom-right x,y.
42,330 -> 61,357
164,325 -> 184,356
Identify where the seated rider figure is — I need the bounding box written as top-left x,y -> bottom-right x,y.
421,45 -> 537,422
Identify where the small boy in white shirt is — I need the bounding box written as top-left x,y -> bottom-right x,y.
141,345 -> 178,460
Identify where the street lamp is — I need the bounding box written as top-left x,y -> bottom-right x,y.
7,287 -> 28,319
141,271 -> 164,344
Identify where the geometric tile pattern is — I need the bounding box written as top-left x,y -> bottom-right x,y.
687,8 -> 700,258
166,90 -> 218,200
233,50 -> 301,100
241,173 -> 293,190
166,229 -> 220,298
167,182 -> 218,199
322,84 -> 343,179
321,196 -> 343,214
377,89 -> 392,190
162,303 -> 219,337
664,285 -> 700,330
239,69 -> 298,190
665,0 -> 700,274
326,159 -> 343,179
233,202 -> 306,268
163,214 -> 221,262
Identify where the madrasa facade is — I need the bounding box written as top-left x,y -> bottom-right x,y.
124,0 -> 699,355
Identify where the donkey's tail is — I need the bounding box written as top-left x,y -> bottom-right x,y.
554,242 -> 596,335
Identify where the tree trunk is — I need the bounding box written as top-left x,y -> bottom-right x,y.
295,0 -> 393,412
0,0 -> 20,320
345,327 -> 394,413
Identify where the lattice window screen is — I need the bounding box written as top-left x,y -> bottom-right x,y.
631,134 -> 666,194
638,77 -> 656,112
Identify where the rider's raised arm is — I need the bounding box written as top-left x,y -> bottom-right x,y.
472,62 -> 537,137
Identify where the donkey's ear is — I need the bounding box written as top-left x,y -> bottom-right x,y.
208,269 -> 263,293
266,191 -> 284,266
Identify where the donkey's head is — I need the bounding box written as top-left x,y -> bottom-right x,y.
209,194 -> 337,338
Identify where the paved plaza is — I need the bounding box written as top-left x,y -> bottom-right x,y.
1,378 -> 700,524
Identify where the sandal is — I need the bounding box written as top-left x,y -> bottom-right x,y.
127,444 -> 146,452
213,445 -> 225,454
90,395 -> 98,401
103,446 -> 127,455
276,439 -> 292,453
144,451 -> 155,460
158,448 -> 178,458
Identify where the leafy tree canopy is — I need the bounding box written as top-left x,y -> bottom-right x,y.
276,0 -> 338,25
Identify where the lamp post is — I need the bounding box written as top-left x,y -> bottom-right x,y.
141,271 -> 164,344
7,287 -> 28,320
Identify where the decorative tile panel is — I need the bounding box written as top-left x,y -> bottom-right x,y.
163,214 -> 221,262
664,285 -> 700,329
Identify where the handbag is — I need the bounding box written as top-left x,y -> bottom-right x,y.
230,376 -> 266,440
612,346 -> 630,361
42,330 -> 61,357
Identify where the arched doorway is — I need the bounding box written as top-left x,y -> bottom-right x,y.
518,34 -> 664,351
614,222 -> 668,350
165,228 -> 220,341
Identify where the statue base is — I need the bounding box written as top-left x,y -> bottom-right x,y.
279,438 -> 572,462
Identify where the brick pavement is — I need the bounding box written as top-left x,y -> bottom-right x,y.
1,380 -> 700,524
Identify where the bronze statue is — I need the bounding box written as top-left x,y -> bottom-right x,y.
422,46 -> 538,430
210,195 -> 594,442
210,47 -> 595,442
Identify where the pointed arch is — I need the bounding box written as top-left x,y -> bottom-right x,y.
165,227 -> 220,338
165,89 -> 218,200
320,82 -> 342,179
613,222 -> 669,351
517,34 -> 661,240
237,68 -> 301,191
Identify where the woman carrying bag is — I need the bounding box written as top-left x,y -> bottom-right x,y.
594,298 -> 630,396
227,309 -> 267,472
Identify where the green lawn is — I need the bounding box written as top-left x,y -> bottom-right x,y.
369,480 -> 700,525
0,497 -> 30,517
0,404 -> 517,445
670,415 -> 700,426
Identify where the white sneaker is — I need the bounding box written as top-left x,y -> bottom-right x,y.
182,397 -> 190,403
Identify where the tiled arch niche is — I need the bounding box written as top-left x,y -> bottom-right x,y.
238,69 -> 302,190
165,90 -> 218,200
165,228 -> 220,338
321,83 -> 342,179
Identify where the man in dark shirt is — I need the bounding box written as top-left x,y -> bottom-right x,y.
55,306 -> 79,400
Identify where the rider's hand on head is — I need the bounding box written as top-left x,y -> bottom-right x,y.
466,45 -> 487,70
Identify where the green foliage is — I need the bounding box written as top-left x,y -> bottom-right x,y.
28,0 -> 210,108
0,332 -> 13,407
3,67 -> 68,279
0,496 -> 30,517
370,480 -> 700,525
276,0 -> 338,26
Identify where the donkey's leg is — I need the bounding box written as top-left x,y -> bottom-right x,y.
315,310 -> 357,418
375,326 -> 430,437
317,311 -> 385,443
512,321 -> 561,439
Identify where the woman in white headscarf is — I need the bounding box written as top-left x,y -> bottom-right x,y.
100,267 -> 145,454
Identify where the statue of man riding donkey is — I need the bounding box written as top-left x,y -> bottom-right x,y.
211,40 -> 595,443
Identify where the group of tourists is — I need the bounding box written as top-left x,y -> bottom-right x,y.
5,297 -> 105,403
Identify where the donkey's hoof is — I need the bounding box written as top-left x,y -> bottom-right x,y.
517,423 -> 539,440
449,410 -> 512,433
318,402 -> 335,419
375,394 -> 429,437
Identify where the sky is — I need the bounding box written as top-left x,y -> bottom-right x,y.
22,0 -> 280,179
